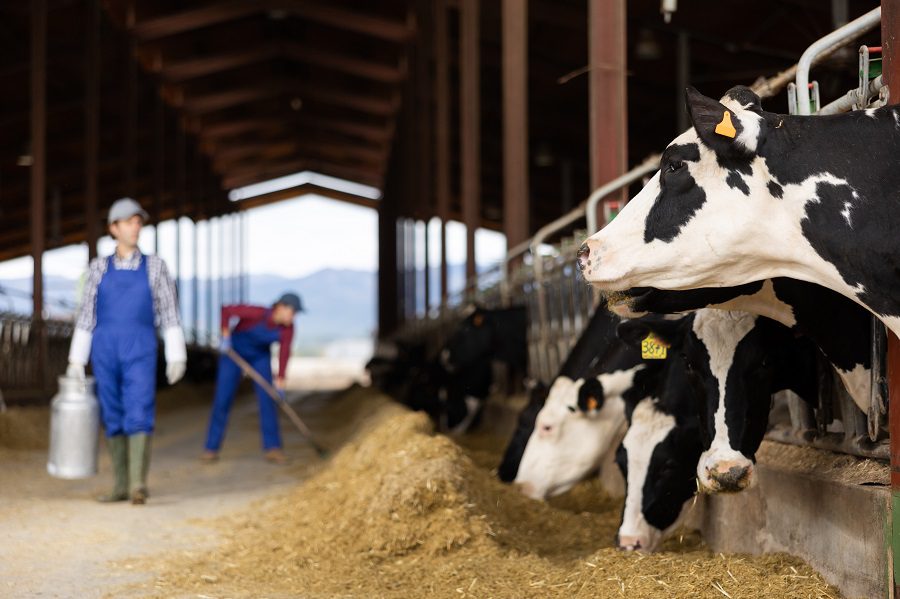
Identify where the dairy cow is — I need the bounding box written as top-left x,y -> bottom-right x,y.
579,86 -> 900,338
618,309 -> 818,493
610,277 -> 872,411
497,305 -> 628,493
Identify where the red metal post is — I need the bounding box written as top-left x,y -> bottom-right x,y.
882,1 -> 900,595
84,0 -> 100,260
460,0 -> 481,282
434,0 -> 450,306
31,0 -> 46,322
502,0 -> 529,251
588,0 -> 627,223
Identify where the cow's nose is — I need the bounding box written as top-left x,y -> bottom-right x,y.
617,535 -> 643,551
707,461 -> 754,492
576,243 -> 592,273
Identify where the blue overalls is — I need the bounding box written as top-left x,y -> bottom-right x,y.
204,312 -> 283,452
91,256 -> 158,436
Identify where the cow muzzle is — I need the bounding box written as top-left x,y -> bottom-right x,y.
700,457 -> 755,493
576,243 -> 592,274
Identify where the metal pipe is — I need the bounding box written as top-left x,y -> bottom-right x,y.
585,154 -> 661,236
796,7 -> 881,115
818,74 -> 884,115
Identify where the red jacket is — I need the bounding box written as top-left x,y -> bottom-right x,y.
221,304 -> 294,379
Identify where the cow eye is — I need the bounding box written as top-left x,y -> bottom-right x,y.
667,161 -> 684,173
567,405 -> 576,413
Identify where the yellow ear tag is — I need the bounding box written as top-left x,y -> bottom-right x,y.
641,333 -> 669,360
587,397 -> 598,412
715,110 -> 737,138
473,314 -> 484,327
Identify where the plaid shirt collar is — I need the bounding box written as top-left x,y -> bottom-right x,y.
111,248 -> 143,270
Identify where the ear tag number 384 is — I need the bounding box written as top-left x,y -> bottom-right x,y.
641,333 -> 669,360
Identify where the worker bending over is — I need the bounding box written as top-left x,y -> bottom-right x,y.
202,293 -> 302,464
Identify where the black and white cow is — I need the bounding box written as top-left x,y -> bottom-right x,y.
578,85 -> 900,337
609,277 -> 872,412
496,305 -> 629,495
618,309 -> 818,494
442,305 -> 528,377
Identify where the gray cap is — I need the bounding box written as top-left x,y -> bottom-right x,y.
107,197 -> 149,225
276,292 -> 304,313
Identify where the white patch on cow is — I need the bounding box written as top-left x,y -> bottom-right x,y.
893,109 -> 900,129
692,310 -> 756,456
836,362 -> 871,413
865,107 -> 878,119
710,279 -> 797,328
514,370 -> 634,500
618,398 -> 677,552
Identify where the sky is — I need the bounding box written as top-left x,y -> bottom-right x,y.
0,192 -> 508,282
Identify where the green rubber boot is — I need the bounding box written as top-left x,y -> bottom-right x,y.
96,435 -> 128,503
128,433 -> 152,505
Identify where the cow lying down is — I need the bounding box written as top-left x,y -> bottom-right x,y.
501,308 -> 817,552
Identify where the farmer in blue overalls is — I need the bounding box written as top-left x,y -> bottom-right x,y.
201,293 -> 301,464
66,198 -> 187,505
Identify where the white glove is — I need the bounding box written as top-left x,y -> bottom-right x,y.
68,328 -> 92,367
166,361 -> 186,385
163,326 -> 187,364
66,362 -> 85,380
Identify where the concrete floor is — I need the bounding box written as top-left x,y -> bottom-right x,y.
0,383 -> 322,598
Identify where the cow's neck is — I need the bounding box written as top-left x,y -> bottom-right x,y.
757,107 -> 900,336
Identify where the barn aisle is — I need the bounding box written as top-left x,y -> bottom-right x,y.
0,383 -> 330,598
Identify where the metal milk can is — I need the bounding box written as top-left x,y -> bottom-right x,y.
47,375 -> 99,479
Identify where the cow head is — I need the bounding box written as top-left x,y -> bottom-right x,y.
579,86 -> 790,293
606,331 -> 703,552
513,373 -> 629,500
617,310 -> 791,494
441,306 -> 493,372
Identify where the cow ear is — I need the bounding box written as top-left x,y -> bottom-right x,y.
685,87 -> 750,156
577,378 -> 606,414
617,316 -> 685,348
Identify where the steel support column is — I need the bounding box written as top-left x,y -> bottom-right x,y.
882,1 -> 900,594
502,0 -> 529,251
84,0 -> 100,260
434,0 -> 450,307
153,94 -> 164,255
588,0 -> 627,224
460,0 -> 481,282
30,0 -> 47,390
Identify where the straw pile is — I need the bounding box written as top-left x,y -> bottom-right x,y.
0,407 -> 48,450
137,388 -> 840,598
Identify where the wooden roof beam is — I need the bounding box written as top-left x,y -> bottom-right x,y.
156,45 -> 279,82
272,0 -> 414,43
280,42 -> 405,83
220,158 -> 382,190
131,1 -> 259,41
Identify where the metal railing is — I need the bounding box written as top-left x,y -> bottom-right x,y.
0,313 -> 73,401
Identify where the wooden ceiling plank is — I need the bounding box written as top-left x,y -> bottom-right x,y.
132,1 -> 260,41
273,0 -> 413,43
160,45 -> 279,82
281,42 -> 405,83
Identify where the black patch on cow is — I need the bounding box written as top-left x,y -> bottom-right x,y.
642,424 -> 704,531
767,180 -> 783,199
726,170 -> 750,195
643,177 -> 707,243
643,143 -> 705,243
626,281 -> 765,315
498,382 -> 547,482
799,180 -> 900,318
755,106 -> 900,318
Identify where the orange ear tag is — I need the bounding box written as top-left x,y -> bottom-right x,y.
715,110 -> 737,138
473,314 -> 484,327
587,397 -> 598,412
641,333 -> 669,360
